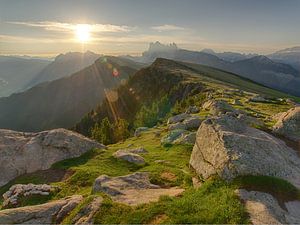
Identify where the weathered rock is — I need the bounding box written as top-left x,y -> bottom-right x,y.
237,113 -> 264,127
167,113 -> 191,124
134,127 -> 149,137
127,147 -> 148,154
273,107 -> 300,142
168,116 -> 202,131
168,122 -> 187,131
190,115 -> 300,188
161,129 -> 188,145
202,99 -> 235,115
236,189 -> 300,224
92,172 -> 184,205
186,106 -> 200,114
249,95 -> 269,103
173,132 -> 196,145
72,196 -> 103,225
113,150 -> 146,165
0,129 -> 105,187
0,195 -> 83,224
232,99 -> 242,106
2,184 -> 55,208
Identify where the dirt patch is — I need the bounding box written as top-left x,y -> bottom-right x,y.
26,169 -> 74,183
113,187 -> 184,206
161,172 -> 177,182
149,214 -> 169,224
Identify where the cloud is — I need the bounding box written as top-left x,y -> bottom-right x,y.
7,21 -> 133,33
152,24 -> 185,32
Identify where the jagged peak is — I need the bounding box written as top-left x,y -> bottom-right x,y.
148,41 -> 178,52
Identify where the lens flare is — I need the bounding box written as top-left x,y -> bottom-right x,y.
75,24 -> 91,42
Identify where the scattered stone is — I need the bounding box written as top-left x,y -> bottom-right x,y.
237,113 -> 264,127
2,184 -> 55,208
92,172 -> 184,205
173,132 -> 196,145
0,195 -> 83,224
273,107 -> 300,142
71,196 -> 103,225
161,129 -> 188,145
134,127 -> 149,137
127,147 -> 148,154
185,106 -> 200,114
249,95 -> 269,103
232,99 -> 242,106
0,128 -> 105,187
168,116 -> 202,131
236,189 -> 300,224
189,114 -> 300,188
167,113 -> 190,124
192,177 -> 202,189
168,123 -> 187,131
113,150 -> 146,165
202,99 -> 235,115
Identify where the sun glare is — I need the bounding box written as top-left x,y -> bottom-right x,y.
75,24 -> 91,43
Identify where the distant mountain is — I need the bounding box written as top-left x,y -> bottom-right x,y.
201,49 -> 257,62
125,42 -> 300,96
268,46 -> 300,71
0,56 -> 143,132
0,56 -> 50,97
25,51 -> 101,89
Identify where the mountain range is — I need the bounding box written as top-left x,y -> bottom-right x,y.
0,56 -> 143,131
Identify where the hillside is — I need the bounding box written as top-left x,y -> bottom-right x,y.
0,56 -> 50,97
75,58 -> 299,138
1,57 -> 299,223
0,56 -> 143,132
126,42 -> 300,96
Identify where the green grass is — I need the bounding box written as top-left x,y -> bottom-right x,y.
233,175 -> 300,203
94,179 -> 249,224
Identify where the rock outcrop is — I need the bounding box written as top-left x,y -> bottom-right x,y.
202,99 -> 235,115
236,189 -> 300,224
167,113 -> 190,124
113,150 -> 146,165
2,184 -> 55,208
0,128 -> 105,186
0,195 -> 83,224
189,114 -> 300,188
168,116 -> 202,131
161,129 -> 188,145
71,196 -> 103,225
273,107 -> 300,142
92,172 -> 183,205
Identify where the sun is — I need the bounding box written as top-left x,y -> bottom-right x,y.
75,24 -> 91,43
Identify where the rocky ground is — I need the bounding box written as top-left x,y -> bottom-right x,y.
0,86 -> 300,224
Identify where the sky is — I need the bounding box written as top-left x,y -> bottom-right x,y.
0,0 -> 300,56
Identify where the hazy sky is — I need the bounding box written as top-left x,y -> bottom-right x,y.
1,0 -> 300,56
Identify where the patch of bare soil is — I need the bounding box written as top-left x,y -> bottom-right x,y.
160,172 -> 177,182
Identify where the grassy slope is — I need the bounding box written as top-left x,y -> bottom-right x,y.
1,66 -> 300,223
182,61 -> 300,102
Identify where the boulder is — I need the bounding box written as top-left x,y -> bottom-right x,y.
0,128 -> 105,186
92,172 -> 184,206
273,107 -> 300,142
113,150 -> 146,165
134,127 -> 149,137
185,106 -> 200,114
237,113 -> 264,127
173,132 -> 196,145
189,115 -> 300,188
0,195 -> 83,224
168,116 -> 202,131
2,184 -> 55,208
161,129 -> 188,145
202,99 -> 235,115
249,95 -> 269,103
167,113 -> 191,124
236,189 -> 300,224
71,196 -> 103,225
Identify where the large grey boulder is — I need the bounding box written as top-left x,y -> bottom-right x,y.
236,189 -> 300,224
0,195 -> 82,224
168,116 -> 202,131
161,129 -> 188,145
173,132 -> 196,145
113,150 -> 146,165
273,107 -> 300,142
202,99 -> 235,115
92,172 -> 184,206
190,115 -> 300,188
0,128 -> 105,186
